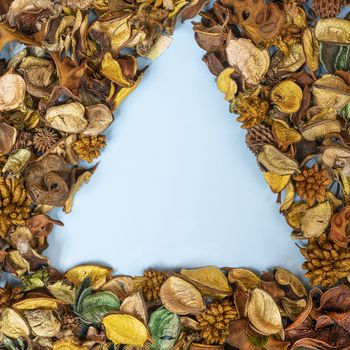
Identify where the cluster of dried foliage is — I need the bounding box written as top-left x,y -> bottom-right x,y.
0,0 -> 350,348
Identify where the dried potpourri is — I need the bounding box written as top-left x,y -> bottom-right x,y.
194,0 -> 350,289
0,0 -> 207,279
0,263 -> 349,350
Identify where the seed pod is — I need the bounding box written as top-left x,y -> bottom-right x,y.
271,81 -> 303,113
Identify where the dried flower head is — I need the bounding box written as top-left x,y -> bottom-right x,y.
234,94 -> 269,129
196,299 -> 238,345
293,164 -> 331,207
73,135 -> 106,163
32,128 -> 60,153
301,233 -> 350,287
0,177 -> 31,237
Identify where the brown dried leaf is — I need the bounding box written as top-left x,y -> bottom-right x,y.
247,288 -> 282,336
81,104 -> 113,136
227,268 -> 261,290
120,292 -> 148,324
0,122 -> 17,155
0,308 -> 30,338
302,28 -> 319,74
159,276 -> 205,315
0,73 -> 26,111
330,206 -> 350,248
275,268 -> 307,298
24,309 -> 61,337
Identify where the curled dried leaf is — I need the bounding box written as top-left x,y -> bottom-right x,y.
227,268 -> 261,290
81,104 -> 113,136
275,268 -> 307,298
65,265 -> 112,289
264,173 -> 291,193
217,67 -> 237,101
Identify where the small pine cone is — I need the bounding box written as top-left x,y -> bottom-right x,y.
196,299 -> 238,345
311,0 -> 345,17
12,131 -> 33,152
245,124 -> 277,155
136,270 -> 167,302
300,233 -> 350,288
234,95 -> 269,129
60,313 -> 81,338
73,135 -> 106,163
293,164 -> 331,207
0,177 -> 32,237
0,288 -> 11,309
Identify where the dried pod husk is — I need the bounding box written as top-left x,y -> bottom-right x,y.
312,75 -> 350,110
315,18 -> 350,45
274,268 -> 307,298
302,28 -> 319,73
226,39 -> 270,86
247,288 -> 282,336
193,23 -> 228,52
45,102 -> 87,133
258,145 -> 299,175
0,73 -> 26,111
301,120 -> 341,141
0,308 -> 30,338
24,154 -> 71,207
322,145 -> 350,176
321,43 -> 350,74
270,44 -> 305,75
300,201 -> 333,238
217,68 -> 237,101
81,104 -> 113,136
24,309 -> 60,337
227,268 -> 261,290
18,56 -> 56,98
159,276 -> 205,315
0,122 -> 17,155
271,81 -> 303,113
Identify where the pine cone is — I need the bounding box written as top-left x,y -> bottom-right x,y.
311,0 -> 345,17
293,164 -> 331,207
300,233 -> 350,288
196,299 -> 238,345
0,177 -> 31,237
32,128 -> 59,153
234,95 -> 269,129
246,124 -> 277,155
73,136 -> 106,163
136,270 -> 167,302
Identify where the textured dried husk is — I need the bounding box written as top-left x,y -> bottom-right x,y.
312,75 -> 350,110
315,18 -> 350,45
301,120 -> 341,141
271,44 -> 305,74
258,145 -> 299,175
0,73 -> 26,111
226,39 -> 270,86
271,81 -> 303,113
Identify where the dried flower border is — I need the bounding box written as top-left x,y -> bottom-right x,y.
0,0 -> 350,349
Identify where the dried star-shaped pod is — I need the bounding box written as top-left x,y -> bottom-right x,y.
24,154 -> 72,207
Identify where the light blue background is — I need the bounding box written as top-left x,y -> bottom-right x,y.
46,20 -> 304,277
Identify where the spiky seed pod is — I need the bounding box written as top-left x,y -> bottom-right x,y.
72,135 -> 106,163
293,164 -> 331,207
245,124 -> 277,155
234,95 -> 269,129
32,128 -> 59,153
311,0 -> 345,18
0,177 -> 31,237
196,299 -> 238,345
300,233 -> 350,288
136,270 -> 167,302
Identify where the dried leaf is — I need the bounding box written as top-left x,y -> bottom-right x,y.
82,104 -> 114,136
102,313 -> 149,346
121,292 -> 148,324
275,268 -> 307,298
180,266 -> 232,298
148,308 -> 181,350
315,18 -> 350,45
264,173 -> 291,193
147,35 -> 173,60
271,81 -> 303,113
24,309 -> 61,337
301,120 -> 341,141
280,182 -> 295,212
53,340 -> 88,350
13,297 -> 61,310
227,268 -> 261,290
159,276 -> 205,315
302,28 -> 319,73
0,73 -> 26,111
65,265 -> 112,289
217,67 -> 237,101
0,308 -> 30,338
0,122 -> 17,155
247,288 -> 282,336
47,280 -> 76,304
2,149 -> 31,175
102,275 -> 137,301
